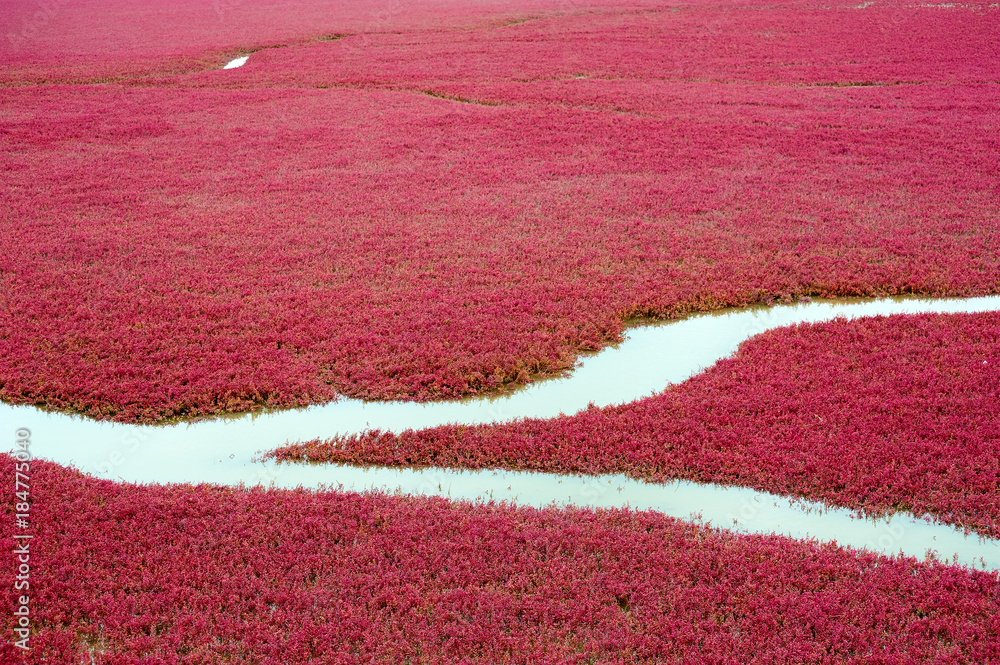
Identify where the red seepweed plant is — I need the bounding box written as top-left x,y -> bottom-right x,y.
1,0 -> 999,421
274,312 -> 1000,539
2,455 -> 999,662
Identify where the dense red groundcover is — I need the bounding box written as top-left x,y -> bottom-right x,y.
1,0 -> 598,85
2,0 -> 999,421
6,2 -> 1000,662
274,311 -> 1000,539
3,456 -> 1000,663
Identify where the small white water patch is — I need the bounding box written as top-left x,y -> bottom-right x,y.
4,295 -> 1000,569
223,55 -> 249,69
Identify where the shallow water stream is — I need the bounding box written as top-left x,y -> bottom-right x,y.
5,296 -> 1000,570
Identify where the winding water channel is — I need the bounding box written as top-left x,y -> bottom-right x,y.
5,296 -> 1000,570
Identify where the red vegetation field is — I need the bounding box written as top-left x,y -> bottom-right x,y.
186,3 -> 1000,90
1,0 -> 588,85
5,1 -> 1000,662
2,0 -> 999,421
4,456 -> 1000,663
274,311 -> 1000,539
